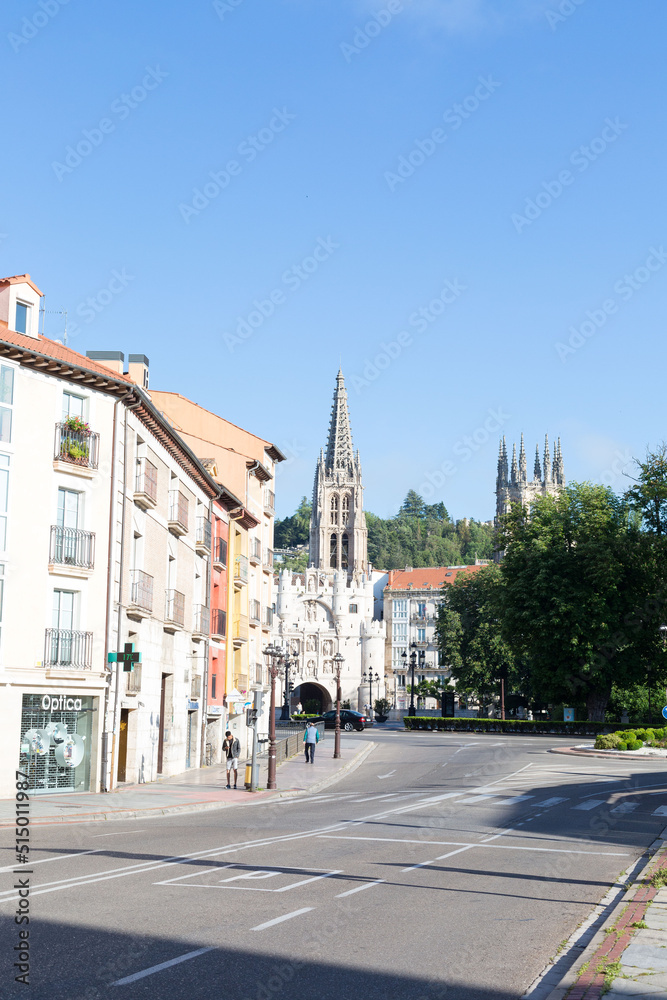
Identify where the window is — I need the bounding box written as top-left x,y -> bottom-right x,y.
15,302 -> 29,335
342,494 -> 350,521
329,532 -> 337,568
0,366 -> 14,444
393,622 -> 407,643
349,604 -> 358,614
62,392 -> 84,420
341,533 -> 349,569
417,602 -> 426,618
0,455 -> 8,551
417,628 -> 426,642
330,495 -> 339,525
211,674 -> 217,699
392,646 -> 406,668
398,674 -> 406,687
0,563 -> 5,649
57,488 -> 80,530
53,589 -> 75,631
393,599 -> 408,620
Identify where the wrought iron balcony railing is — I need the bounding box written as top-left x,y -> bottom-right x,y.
233,553 -> 249,584
263,547 -> 274,569
232,614 -> 249,642
263,489 -> 275,514
250,599 -> 261,623
135,458 -> 158,505
49,526 -> 95,569
211,608 -> 227,639
249,538 -> 262,564
263,606 -> 274,628
54,422 -> 99,469
168,491 -> 189,534
213,537 -> 227,568
165,589 -> 185,627
195,517 -> 211,552
130,569 -> 153,612
193,604 -> 210,635
44,629 -> 93,669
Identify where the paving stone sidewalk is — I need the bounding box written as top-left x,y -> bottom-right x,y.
544,836 -> 667,1000
0,738 -> 375,827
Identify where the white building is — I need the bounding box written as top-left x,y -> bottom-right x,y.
275,371 -> 385,713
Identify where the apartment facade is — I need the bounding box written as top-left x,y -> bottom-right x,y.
383,565 -> 484,710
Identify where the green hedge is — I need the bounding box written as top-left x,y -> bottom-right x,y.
403,717 -> 614,736
594,726 -> 664,751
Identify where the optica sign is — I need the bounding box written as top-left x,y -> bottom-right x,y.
41,694 -> 83,712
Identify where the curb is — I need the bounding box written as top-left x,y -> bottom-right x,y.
0,743 -> 377,828
523,827 -> 667,1000
550,747 -> 667,761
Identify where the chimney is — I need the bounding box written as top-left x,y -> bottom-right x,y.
128,354 -> 149,389
86,350 -> 124,375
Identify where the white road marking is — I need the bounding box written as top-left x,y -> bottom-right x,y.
318,835 -> 628,856
610,802 -> 639,815
378,770 -> 396,779
495,795 -> 534,805
535,797 -> 568,808
350,793 -> 399,803
653,806 -> 667,816
251,908 -> 314,931
91,830 -> 146,838
335,879 -> 385,897
403,844 -> 474,872
573,800 -> 605,811
111,947 -> 214,986
275,870 -> 342,892
459,795 -> 497,804
0,849 -> 102,873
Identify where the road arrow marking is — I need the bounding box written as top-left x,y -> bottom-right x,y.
378,770 -> 396,779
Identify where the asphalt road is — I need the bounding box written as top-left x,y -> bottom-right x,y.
2,731 -> 667,1000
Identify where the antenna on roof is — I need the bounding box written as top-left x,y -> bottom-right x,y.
39,297 -> 68,344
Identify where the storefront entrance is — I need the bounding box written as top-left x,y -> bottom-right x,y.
19,693 -> 95,794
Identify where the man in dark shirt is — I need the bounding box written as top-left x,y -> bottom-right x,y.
222,730 -> 241,788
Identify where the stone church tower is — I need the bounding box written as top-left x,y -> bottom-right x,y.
275,370 -> 384,714
496,433 -> 565,521
309,370 -> 368,580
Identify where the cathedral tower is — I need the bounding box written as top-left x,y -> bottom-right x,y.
309,370 -> 368,580
496,433 -> 565,522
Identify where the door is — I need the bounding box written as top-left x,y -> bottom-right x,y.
157,674 -> 166,774
117,709 -> 129,782
51,590 -> 74,665
56,488 -> 80,564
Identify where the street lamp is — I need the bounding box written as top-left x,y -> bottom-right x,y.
263,643 -> 282,790
362,669 -> 380,720
280,645 -> 297,722
333,651 -> 344,759
402,643 -> 418,717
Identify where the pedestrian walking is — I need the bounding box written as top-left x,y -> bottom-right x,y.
222,730 -> 241,788
303,721 -> 319,763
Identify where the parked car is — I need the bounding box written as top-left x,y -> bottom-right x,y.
313,710 -> 366,732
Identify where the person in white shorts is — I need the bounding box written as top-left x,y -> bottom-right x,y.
222,730 -> 241,788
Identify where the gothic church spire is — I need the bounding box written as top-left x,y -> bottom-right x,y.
325,369 -> 355,476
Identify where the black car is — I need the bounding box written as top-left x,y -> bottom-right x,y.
315,710 -> 366,732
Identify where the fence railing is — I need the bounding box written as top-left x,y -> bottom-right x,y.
193,604 -> 210,635
49,525 -> 95,569
165,589 -> 185,627
54,422 -> 99,469
168,491 -> 189,533
135,458 -> 158,503
44,629 -> 93,669
211,608 -> 227,639
130,569 -> 154,611
196,517 -> 211,551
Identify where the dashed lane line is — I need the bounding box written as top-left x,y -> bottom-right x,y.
252,907 -> 314,931
335,879 -> 385,898
112,947 -> 215,987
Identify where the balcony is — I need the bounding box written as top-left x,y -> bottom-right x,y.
249,599 -> 261,624
411,614 -> 428,625
49,526 -> 95,577
211,608 -> 227,641
44,629 -> 93,670
263,489 -> 275,515
262,547 -> 274,572
233,553 -> 249,586
232,614 -> 249,644
168,490 -> 189,536
263,606 -> 273,628
193,604 -> 210,639
213,537 -> 227,570
195,517 -> 211,554
234,673 -> 248,694
134,458 -> 158,509
249,537 -> 262,566
54,420 -> 99,477
164,589 -> 185,630
127,569 -> 153,621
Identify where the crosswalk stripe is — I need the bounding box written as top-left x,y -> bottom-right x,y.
652,806 -> 667,816
459,795 -> 497,804
610,802 -> 638,815
495,795 -> 534,805
573,800 -> 605,811
535,797 -> 568,808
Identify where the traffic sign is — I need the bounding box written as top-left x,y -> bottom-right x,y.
661,706 -> 667,721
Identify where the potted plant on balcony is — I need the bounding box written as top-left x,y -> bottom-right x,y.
61,415 -> 91,463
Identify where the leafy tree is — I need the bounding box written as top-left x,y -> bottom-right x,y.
435,564 -> 515,709
498,482 -> 664,721
625,443 -> 667,536
398,490 -> 426,519
274,496 -> 311,548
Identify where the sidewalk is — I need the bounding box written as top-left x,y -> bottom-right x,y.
0,738 -> 375,827
530,828 -> 667,1000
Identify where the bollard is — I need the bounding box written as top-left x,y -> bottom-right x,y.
244,763 -> 252,789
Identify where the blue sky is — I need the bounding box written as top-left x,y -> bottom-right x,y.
3,0 -> 665,520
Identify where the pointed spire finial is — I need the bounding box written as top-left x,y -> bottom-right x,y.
324,369 -> 355,475
534,444 -> 542,481
544,434 -> 551,483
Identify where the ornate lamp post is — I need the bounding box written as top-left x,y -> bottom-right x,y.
280,645 -> 296,722
263,643 -> 282,789
403,642 -> 418,717
333,651 -> 344,759
362,669 -> 380,720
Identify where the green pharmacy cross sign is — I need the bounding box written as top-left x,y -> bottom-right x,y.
107,642 -> 142,672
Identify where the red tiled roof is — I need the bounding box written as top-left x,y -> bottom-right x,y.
0,273 -> 43,295
385,564 -> 485,590
0,322 -> 133,383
